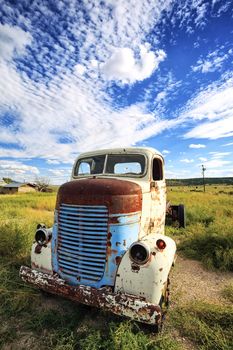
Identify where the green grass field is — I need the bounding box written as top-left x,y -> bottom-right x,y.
0,186 -> 233,350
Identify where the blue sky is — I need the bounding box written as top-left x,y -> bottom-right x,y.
0,0 -> 233,184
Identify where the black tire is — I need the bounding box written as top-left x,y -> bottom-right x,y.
154,277 -> 170,333
178,204 -> 186,228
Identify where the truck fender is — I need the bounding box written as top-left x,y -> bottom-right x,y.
31,241 -> 53,274
114,234 -> 176,305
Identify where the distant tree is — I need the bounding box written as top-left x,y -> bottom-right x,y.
35,177 -> 51,192
2,177 -> 13,184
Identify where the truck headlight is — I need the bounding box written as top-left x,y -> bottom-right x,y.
35,224 -> 52,245
129,242 -> 150,265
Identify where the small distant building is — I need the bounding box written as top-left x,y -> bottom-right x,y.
0,181 -> 37,194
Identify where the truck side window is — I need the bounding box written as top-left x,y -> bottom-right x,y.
75,155 -> 105,176
77,161 -> 91,175
153,158 -> 163,180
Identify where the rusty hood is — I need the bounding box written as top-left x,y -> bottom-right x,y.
56,178 -> 142,214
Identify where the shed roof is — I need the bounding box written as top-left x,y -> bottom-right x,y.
3,182 -> 26,188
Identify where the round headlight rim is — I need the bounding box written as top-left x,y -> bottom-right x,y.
129,241 -> 150,266
35,228 -> 48,246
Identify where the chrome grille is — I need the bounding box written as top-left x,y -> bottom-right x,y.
58,204 -> 108,282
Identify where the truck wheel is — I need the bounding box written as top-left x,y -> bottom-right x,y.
178,204 -> 186,228
153,277 -> 170,333
154,319 -> 163,333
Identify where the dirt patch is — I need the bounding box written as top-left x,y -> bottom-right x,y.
170,255 -> 233,305
167,255 -> 233,350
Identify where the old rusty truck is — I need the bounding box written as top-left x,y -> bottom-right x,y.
20,147 -> 184,330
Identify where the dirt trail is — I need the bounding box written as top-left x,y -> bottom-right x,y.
168,256 -> 233,350
170,255 -> 233,305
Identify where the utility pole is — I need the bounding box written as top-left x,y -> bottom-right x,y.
202,164 -> 206,193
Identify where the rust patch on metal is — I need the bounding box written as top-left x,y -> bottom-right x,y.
131,264 -> 140,272
56,178 -> 142,214
34,244 -> 42,254
20,266 -> 161,325
110,216 -> 120,224
31,262 -> 39,269
115,256 -> 122,265
159,268 -> 163,272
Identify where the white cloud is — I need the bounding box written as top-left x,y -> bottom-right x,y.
203,159 -> 231,168
209,152 -> 231,158
74,64 -> 86,76
0,5 -> 174,164
197,150 -> 233,174
0,2 -> 232,181
181,74 -> 233,139
0,23 -> 32,60
198,157 -> 207,162
0,47 -> 175,162
180,158 -> 194,163
192,49 -> 230,73
47,159 -> 61,165
189,143 -> 206,148
101,45 -> 166,84
162,149 -> 170,154
49,169 -> 65,176
156,91 -> 167,101
222,142 -> 233,147
0,160 -> 39,182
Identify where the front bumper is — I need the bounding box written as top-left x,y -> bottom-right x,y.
20,266 -> 161,325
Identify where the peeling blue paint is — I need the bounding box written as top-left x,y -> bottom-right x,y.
51,206 -> 140,288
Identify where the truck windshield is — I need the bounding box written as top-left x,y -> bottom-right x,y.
75,154 -> 145,177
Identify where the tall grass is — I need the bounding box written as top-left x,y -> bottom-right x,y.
167,185 -> 233,271
0,187 -> 232,349
170,302 -> 233,350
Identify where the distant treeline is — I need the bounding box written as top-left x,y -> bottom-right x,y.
166,177 -> 233,186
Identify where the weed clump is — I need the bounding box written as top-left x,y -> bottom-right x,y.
179,232 -> 233,271
78,321 -> 182,350
0,222 -> 33,258
170,302 -> 233,350
222,283 -> 233,303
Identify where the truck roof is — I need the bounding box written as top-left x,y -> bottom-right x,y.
76,147 -> 163,159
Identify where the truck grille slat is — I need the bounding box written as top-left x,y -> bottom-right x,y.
58,231 -> 107,242
58,245 -> 106,259
58,252 -> 105,267
59,214 -> 108,222
59,259 -> 104,274
59,219 -> 108,228
58,240 -> 107,253
58,204 -> 108,283
60,226 -> 107,235
59,267 -> 99,281
58,237 -> 106,249
57,248 -> 106,262
60,265 -> 101,279
61,204 -> 108,212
